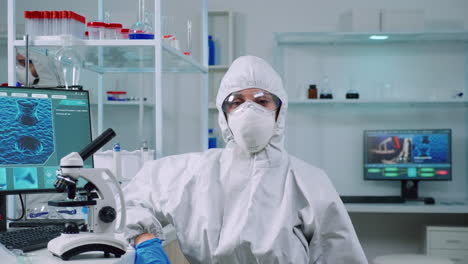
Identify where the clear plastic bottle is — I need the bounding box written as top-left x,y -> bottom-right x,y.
54,35 -> 82,89
140,139 -> 149,167
319,76 -> 333,99
113,142 -> 122,183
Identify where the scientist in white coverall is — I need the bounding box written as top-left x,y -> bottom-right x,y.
123,55 -> 368,264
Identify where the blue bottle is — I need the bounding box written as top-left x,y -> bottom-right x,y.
208,128 -> 217,149
208,35 -> 215,65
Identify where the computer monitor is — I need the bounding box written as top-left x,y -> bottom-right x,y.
0,87 -> 93,230
364,129 -> 452,201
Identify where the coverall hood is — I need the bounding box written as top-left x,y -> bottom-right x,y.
216,55 -> 288,158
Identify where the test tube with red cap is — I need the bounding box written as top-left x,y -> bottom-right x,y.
42,11 -> 51,36
120,28 -> 130,39
24,11 -> 33,37
35,11 -> 43,36
24,10 -> 86,39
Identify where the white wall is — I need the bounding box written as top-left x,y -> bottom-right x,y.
208,0 -> 468,62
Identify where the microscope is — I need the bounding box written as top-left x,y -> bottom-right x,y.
47,128 -> 128,260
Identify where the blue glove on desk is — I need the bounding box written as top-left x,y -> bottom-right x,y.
135,238 -> 171,264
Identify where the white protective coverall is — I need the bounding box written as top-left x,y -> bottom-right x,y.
124,55 -> 368,264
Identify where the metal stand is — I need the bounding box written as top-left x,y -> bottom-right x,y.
401,180 -> 435,204
0,195 -> 6,232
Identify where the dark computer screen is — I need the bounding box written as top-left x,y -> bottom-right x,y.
0,87 -> 92,194
364,129 -> 451,181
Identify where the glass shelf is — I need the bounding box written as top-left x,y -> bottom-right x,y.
208,100 -> 468,109
275,31 -> 468,45
14,39 -> 207,74
90,101 -> 154,108
288,99 -> 468,106
209,65 -> 230,71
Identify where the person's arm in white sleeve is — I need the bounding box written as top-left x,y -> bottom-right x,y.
123,162 -> 166,245
317,201 -> 367,263
302,172 -> 368,263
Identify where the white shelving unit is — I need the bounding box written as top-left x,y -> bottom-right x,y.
208,10 -> 234,68
7,0 -> 208,158
90,101 -> 154,108
207,10 -> 234,147
12,39 -> 207,73
274,31 -> 468,213
208,65 -> 230,71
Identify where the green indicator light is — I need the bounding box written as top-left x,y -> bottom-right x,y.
384,173 -> 398,177
420,168 -> 435,172
420,173 -> 435,177
384,168 -> 398,172
368,169 -> 381,173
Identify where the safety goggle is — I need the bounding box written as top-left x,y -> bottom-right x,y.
222,89 -> 282,114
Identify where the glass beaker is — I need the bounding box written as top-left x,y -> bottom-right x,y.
380,81 -> 395,101
319,76 -> 333,99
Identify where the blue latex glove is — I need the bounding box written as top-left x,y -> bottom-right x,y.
135,238 -> 171,264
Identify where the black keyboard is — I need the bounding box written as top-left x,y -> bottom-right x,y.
9,218 -> 84,228
340,195 -> 404,204
0,225 -> 63,252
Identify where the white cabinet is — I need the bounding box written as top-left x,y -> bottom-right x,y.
426,226 -> 468,264
6,0 -> 209,157
273,32 -> 468,212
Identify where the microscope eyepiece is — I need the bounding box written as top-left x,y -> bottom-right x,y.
79,128 -> 116,161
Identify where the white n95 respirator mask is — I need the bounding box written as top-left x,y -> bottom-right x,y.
228,101 -> 276,153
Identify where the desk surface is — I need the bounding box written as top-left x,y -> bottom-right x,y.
19,248 -> 134,264
345,200 -> 468,214
9,225 -> 176,263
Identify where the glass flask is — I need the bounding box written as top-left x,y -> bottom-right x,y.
130,0 -> 153,34
54,35 -> 82,89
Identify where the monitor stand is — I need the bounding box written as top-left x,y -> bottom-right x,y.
401,180 -> 435,204
0,194 -> 7,232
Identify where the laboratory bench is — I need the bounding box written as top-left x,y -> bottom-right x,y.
4,225 -> 184,264
345,200 -> 468,214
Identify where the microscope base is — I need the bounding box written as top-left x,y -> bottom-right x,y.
48,233 -> 127,260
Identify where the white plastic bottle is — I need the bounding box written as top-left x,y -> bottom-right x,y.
113,142 -> 122,184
